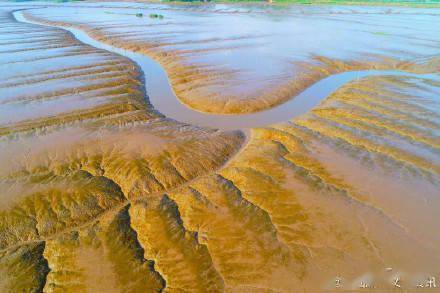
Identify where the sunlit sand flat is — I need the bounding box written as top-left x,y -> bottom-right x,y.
0,2 -> 439,292
20,3 -> 439,114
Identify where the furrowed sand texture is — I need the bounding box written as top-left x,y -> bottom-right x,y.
1,2 -> 439,292
22,3 -> 439,114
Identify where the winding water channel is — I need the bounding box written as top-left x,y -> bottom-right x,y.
13,9 -> 439,130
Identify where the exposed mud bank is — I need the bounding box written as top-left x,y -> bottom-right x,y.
20,5 -> 440,114
14,10 -> 440,130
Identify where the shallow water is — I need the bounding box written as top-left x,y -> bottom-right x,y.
1,4 -> 440,292
14,10 -> 439,130
0,7 -> 138,125
20,3 -> 440,100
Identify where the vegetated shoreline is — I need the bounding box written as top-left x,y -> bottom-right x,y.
9,0 -> 439,8
95,0 -> 440,8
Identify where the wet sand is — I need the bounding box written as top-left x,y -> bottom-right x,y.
15,9 -> 440,130
22,2 -> 440,113
0,2 -> 439,292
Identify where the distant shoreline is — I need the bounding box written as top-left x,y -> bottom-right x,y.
124,0 -> 440,8
9,0 -> 440,8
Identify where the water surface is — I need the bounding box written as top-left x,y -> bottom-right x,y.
15,10 -> 439,130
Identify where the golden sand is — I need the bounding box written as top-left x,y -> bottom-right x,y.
1,6 -> 439,292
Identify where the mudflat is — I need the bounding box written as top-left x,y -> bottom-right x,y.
0,2 -> 439,292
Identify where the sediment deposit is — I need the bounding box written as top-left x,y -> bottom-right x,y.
0,2 -> 439,292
